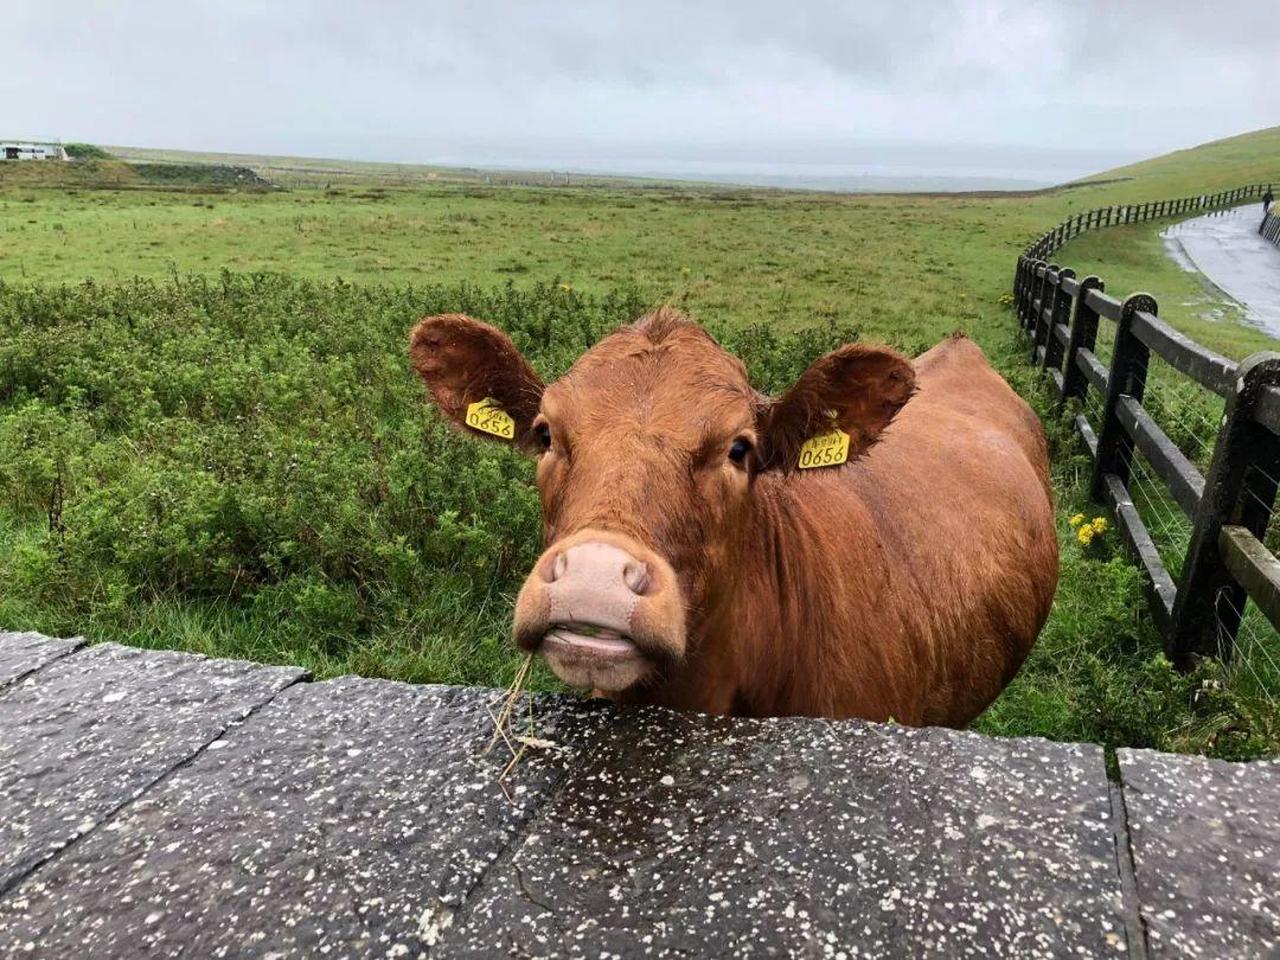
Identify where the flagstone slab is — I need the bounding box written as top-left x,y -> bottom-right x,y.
1118,748 -> 1280,959
0,642 -> 303,894
438,708 -> 1130,958
0,631 -> 86,689
0,678 -> 609,959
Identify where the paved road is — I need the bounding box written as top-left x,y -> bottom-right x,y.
1162,204 -> 1280,337
1,630 -> 1278,958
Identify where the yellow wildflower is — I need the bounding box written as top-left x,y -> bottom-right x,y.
559,283 -> 572,292
1091,517 -> 1108,534
1069,513 -> 1086,527
1077,526 -> 1095,546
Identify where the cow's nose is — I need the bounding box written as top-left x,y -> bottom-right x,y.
540,541 -> 649,623
545,542 -> 650,596
513,529 -> 687,691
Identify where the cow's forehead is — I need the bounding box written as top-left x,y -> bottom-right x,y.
541,324 -> 755,437
575,324 -> 746,384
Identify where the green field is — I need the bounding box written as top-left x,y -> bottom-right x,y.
3,128 -> 1280,759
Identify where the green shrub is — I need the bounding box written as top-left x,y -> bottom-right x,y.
0,274 -> 859,686
63,143 -> 112,161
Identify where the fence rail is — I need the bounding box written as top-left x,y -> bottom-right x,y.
1013,183 -> 1280,676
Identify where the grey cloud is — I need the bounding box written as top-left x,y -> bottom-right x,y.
2,1 -> 1276,181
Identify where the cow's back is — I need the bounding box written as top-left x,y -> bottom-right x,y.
844,334 -> 1057,725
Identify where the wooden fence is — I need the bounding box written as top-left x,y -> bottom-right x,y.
1262,209 -> 1280,248
1013,183 -> 1280,673
1023,184 -> 1265,261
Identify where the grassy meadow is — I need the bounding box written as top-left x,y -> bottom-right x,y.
3,126 -> 1280,759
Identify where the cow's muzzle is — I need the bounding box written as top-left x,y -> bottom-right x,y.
513,529 -> 686,692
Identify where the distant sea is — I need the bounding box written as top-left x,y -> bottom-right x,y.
426,153 -> 1136,193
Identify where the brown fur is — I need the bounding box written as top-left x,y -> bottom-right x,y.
409,310 -> 1058,726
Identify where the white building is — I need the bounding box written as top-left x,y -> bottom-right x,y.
1,141 -> 69,161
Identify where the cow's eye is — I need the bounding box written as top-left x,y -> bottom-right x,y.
728,437 -> 753,466
534,422 -> 552,450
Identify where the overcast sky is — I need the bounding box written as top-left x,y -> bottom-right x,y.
5,1 -> 1277,183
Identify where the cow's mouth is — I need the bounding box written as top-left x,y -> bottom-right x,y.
538,622 -> 656,692
544,623 -> 638,659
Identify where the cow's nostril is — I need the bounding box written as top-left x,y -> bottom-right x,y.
622,561 -> 650,595
548,551 -> 569,583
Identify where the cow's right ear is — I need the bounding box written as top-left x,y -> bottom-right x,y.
408,314 -> 545,451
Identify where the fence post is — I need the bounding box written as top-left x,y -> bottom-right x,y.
1013,258 -> 1026,320
1018,259 -> 1038,327
1030,261 -> 1052,333
1028,260 -> 1044,326
1031,265 -> 1058,361
1091,292 -> 1157,500
1041,267 -> 1075,374
1021,260 -> 1036,328
1018,261 -> 1039,332
1166,353 -> 1280,667
1059,275 -> 1103,411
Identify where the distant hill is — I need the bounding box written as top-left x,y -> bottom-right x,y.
1074,125 -> 1280,196
0,155 -> 273,191
0,157 -> 141,187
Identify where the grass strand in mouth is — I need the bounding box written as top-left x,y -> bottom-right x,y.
483,653 -> 563,800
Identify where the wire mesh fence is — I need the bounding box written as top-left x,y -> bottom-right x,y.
1072,337 -> 1280,705
1089,314 -> 1117,373
1138,354 -> 1225,475
1216,590 -> 1280,704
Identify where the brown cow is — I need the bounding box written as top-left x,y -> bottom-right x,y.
409,307 -> 1057,727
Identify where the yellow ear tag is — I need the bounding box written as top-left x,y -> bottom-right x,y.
798,428 -> 850,470
464,398 -> 516,440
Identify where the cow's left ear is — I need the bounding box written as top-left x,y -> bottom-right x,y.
409,313 -> 546,451
758,343 -> 915,471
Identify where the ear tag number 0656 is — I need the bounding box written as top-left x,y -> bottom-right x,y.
798,429 -> 850,470
465,398 -> 516,440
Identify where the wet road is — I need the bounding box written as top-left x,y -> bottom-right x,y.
1162,203 -> 1280,337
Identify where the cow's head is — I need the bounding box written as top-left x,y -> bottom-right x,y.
409,308 -> 914,694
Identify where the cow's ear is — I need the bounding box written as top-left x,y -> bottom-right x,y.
758,343 -> 915,471
409,314 -> 545,451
